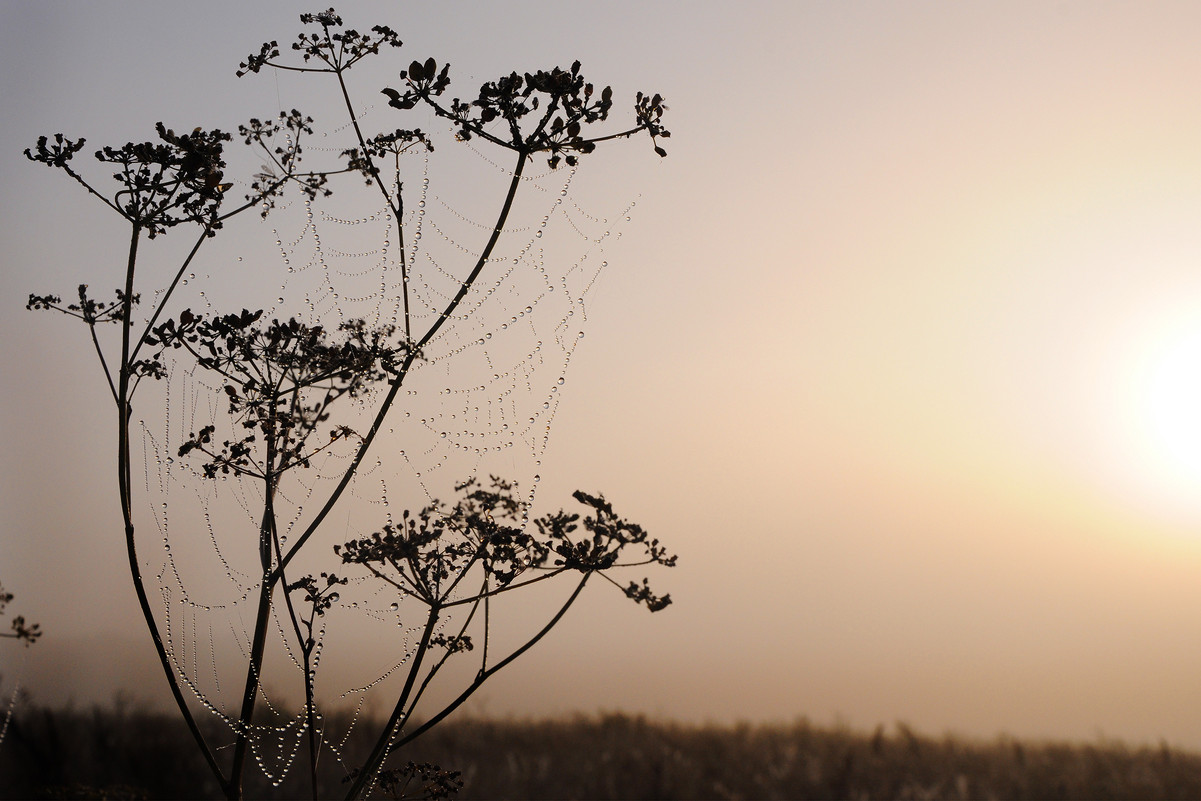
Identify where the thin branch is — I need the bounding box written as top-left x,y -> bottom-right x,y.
396,591 -> 485,723
128,227 -> 210,366
88,321 -> 119,405
113,222 -> 231,795
330,58 -> 413,341
344,609 -> 441,800
391,575 -> 591,753
439,567 -> 570,608
277,150 -> 529,578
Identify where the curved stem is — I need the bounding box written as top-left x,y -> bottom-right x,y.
344,609 -> 441,801
128,227 -> 209,367
277,150 -> 529,577
395,589 -> 485,723
229,411 -> 280,797
273,521 -> 322,799
391,575 -> 590,753
88,321 -> 118,405
114,223 -> 231,796
440,567 -> 569,607
303,645 -> 320,801
331,64 -> 412,342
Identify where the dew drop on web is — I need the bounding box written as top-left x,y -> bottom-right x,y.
140,119 -> 644,758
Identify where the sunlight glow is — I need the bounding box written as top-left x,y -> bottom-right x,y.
1140,326 -> 1201,485
1119,317 -> 1201,501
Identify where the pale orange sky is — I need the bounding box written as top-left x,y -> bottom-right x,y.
9,1 -> 1201,751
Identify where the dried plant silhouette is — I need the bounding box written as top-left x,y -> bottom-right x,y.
0,582 -> 40,761
25,8 -> 673,800
0,583 -> 40,648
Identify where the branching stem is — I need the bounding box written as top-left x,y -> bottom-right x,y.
113,223 -> 232,796
276,150 -> 528,579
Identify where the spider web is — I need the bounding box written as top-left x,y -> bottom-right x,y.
134,118 -> 641,784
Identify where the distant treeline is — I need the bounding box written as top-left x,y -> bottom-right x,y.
3,703 -> 1201,800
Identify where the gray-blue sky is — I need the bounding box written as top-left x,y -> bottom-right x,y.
10,1 -> 1201,749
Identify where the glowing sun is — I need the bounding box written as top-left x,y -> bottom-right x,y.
1141,326 -> 1201,483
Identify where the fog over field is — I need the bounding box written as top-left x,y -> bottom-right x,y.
8,0 -> 1201,754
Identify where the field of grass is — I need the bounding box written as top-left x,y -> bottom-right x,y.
4,703 -> 1201,799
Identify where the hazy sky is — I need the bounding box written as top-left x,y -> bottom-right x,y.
10,1 -> 1201,751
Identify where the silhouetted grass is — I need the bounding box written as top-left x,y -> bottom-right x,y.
4,703 -> 1201,799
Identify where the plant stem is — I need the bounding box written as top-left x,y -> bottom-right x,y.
332,63 -> 412,342
128,227 -> 209,367
393,575 -> 590,751
114,223 -> 231,796
304,645 -> 319,800
344,610 -> 441,801
277,150 -> 529,577
229,396 -> 284,797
